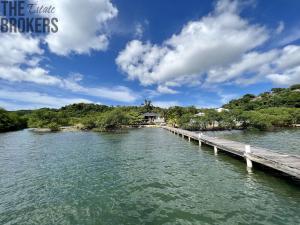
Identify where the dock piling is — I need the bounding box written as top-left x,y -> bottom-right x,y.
245,145 -> 253,169
214,146 -> 218,155
198,133 -> 202,146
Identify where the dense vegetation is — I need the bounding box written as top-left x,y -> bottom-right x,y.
0,108 -> 27,132
1,84 -> 300,132
224,84 -> 300,110
177,85 -> 300,131
24,104 -> 144,131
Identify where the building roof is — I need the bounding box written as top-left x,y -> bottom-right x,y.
195,112 -> 205,116
143,112 -> 160,117
216,108 -> 229,112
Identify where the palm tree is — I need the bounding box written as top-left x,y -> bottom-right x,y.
142,99 -> 153,112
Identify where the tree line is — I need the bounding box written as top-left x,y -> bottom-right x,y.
0,84 -> 300,132
0,108 -> 27,132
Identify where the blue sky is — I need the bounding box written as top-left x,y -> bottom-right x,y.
1,0 -> 300,110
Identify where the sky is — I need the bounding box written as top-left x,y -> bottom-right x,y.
0,0 -> 300,110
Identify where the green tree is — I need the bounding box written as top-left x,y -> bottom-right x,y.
290,84 -> 300,90
95,109 -> 129,131
142,99 -> 153,112
0,108 -> 27,132
127,111 -> 144,125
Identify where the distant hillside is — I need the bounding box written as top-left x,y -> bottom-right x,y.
59,103 -> 110,117
223,84 -> 300,110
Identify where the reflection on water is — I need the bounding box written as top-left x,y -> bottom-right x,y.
0,128 -> 299,225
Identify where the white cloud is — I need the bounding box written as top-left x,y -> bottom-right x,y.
0,31 -> 61,86
0,31 -> 138,103
206,44 -> 300,86
0,66 -> 62,85
0,66 -> 138,103
0,68 -> 138,102
152,101 -> 180,108
1,1 -> 118,57
274,45 -> 300,70
157,85 -> 178,94
275,21 -> 285,34
116,0 -> 268,88
0,2 -> 138,105
84,86 -> 138,102
0,89 -> 93,110
62,76 -> 139,102
206,50 -> 279,84
134,22 -> 144,39
278,27 -> 300,46
0,32 -> 42,66
45,0 -> 118,55
267,66 -> 300,86
115,0 -> 300,90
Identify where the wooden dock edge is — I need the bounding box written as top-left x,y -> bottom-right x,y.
162,126 -> 300,180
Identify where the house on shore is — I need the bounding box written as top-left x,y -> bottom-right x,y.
194,108 -> 229,117
143,112 -> 165,124
216,107 -> 229,113
194,112 -> 205,117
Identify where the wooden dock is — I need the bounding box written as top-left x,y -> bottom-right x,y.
163,126 -> 300,180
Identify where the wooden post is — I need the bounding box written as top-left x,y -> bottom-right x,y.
198,133 -> 202,146
214,146 -> 218,155
245,145 -> 253,168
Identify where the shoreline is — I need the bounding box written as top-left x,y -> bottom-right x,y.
9,124 -> 300,134
29,124 -> 163,133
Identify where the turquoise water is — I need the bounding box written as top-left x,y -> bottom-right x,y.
0,128 -> 299,225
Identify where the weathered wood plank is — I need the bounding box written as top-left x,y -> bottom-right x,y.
163,126 -> 300,180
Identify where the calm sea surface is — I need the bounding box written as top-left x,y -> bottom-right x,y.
0,128 -> 299,225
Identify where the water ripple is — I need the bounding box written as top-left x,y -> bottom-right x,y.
0,129 -> 299,225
